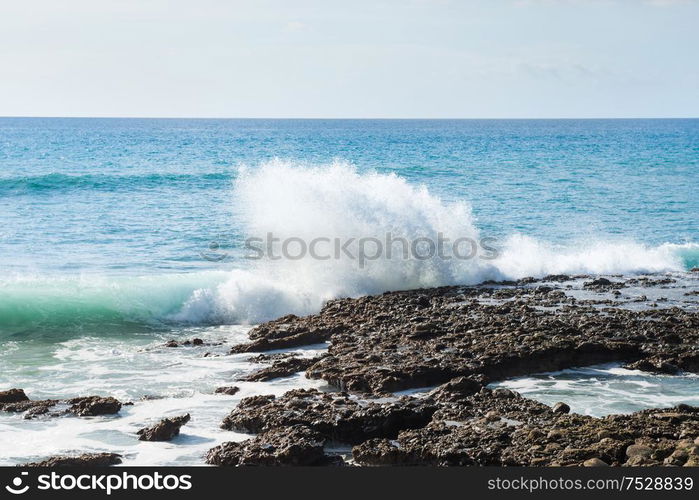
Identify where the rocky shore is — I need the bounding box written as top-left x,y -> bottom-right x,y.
4,273 -> 699,466
216,274 -> 699,466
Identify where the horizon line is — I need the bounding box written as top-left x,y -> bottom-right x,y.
1,115 -> 698,121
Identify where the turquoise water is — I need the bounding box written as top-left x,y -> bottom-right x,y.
1,118 -> 698,464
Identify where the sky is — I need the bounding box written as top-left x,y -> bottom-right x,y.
0,0 -> 697,118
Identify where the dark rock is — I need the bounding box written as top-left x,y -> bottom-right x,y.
226,277 -> 699,466
552,402 -> 571,414
231,329 -> 335,353
543,274 -> 572,282
23,453 -> 122,467
240,355 -> 325,382
583,277 -> 626,290
167,338 -> 209,348
24,404 -> 55,419
352,397 -> 699,466
138,414 -> 190,441
68,396 -> 122,416
585,277 -> 612,286
1,399 -> 58,415
221,388 -> 436,445
247,352 -> 294,363
3,393 -> 125,419
206,425 -> 333,466
0,388 -> 29,403
428,375 -> 487,403
215,386 -> 240,396
415,295 -> 431,308
625,358 -> 680,375
353,421 -> 511,466
235,281 -> 699,395
231,314 -> 340,353
3,395 -> 121,418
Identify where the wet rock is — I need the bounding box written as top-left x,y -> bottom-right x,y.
229,278 -> 699,466
584,278 -> 625,290
215,386 -> 240,396
353,420 -> 510,466
23,453 -> 122,467
138,414 -> 190,441
0,388 -> 29,403
528,429 -> 545,441
552,402 -> 571,414
247,352 -> 295,363
221,388 -> 436,445
543,274 -> 573,282
352,391 -> 699,466
1,399 -> 58,416
427,375 -> 487,403
415,295 -> 431,308
624,358 -> 680,375
69,396 -> 122,416
206,425 -> 336,466
3,395 -> 122,418
231,315 -> 340,353
165,338 -> 210,348
24,404 -> 56,419
240,355 -> 326,382
238,282 -> 699,395
585,277 -> 612,286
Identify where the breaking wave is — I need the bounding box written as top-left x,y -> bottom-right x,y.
1,160 -> 696,336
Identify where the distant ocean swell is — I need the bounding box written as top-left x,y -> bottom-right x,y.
0,171 -> 232,195
1,160 -> 697,337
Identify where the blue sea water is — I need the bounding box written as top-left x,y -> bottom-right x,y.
2,118 -> 697,275
1,117 -> 698,464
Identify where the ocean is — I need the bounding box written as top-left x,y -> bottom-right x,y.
1,118 -> 698,464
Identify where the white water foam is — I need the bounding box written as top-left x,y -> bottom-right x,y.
159,160 -> 699,324
494,235 -> 697,278
0,325 -> 330,466
490,363 -> 699,417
